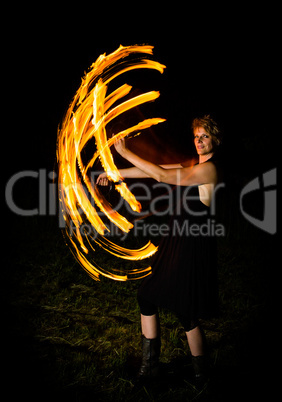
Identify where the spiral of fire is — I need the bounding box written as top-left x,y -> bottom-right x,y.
57,45 -> 166,281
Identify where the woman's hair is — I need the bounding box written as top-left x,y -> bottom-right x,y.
191,115 -> 222,147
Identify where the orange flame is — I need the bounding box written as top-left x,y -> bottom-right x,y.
57,45 -> 166,281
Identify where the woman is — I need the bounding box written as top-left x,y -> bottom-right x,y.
97,115 -> 222,387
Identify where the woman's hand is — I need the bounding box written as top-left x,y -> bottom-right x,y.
96,137 -> 127,186
114,137 -> 127,156
96,172 -> 109,186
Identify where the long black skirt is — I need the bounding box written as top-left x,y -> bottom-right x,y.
138,186 -> 219,326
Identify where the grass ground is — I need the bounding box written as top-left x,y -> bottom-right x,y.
3,214 -> 275,401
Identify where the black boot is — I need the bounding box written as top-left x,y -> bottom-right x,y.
191,355 -> 208,389
138,335 -> 161,378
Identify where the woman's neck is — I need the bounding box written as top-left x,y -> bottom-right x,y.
199,152 -> 214,164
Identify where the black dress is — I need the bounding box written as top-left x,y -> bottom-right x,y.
138,160 -> 219,329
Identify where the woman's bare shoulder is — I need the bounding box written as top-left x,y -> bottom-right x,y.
188,161 -> 217,184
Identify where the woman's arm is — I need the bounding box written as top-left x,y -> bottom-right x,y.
114,138 -> 217,186
119,164 -> 183,178
96,164 -> 183,185
96,167 -> 146,185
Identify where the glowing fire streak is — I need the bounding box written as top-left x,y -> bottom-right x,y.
57,45 -> 166,281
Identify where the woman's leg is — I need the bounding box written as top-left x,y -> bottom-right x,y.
186,325 -> 205,356
186,325 -> 208,388
137,296 -> 161,378
138,294 -> 160,339
141,313 -> 159,339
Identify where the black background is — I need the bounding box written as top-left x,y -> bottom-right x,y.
3,6 -> 279,399
4,6 -> 278,178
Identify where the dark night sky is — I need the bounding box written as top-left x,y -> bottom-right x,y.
5,8 -> 278,179
4,7 -> 278,251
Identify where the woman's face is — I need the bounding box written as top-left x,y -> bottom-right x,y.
193,127 -> 214,156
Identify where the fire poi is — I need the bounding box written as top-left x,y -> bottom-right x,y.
57,45 -> 166,281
